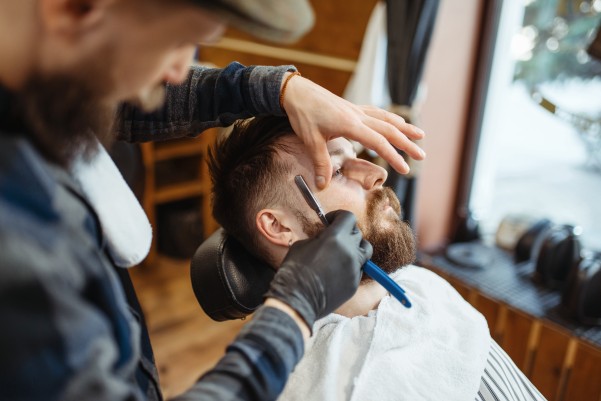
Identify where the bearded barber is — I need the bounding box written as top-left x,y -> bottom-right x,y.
0,0 -> 426,400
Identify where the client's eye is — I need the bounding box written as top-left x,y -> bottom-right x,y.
333,168 -> 344,179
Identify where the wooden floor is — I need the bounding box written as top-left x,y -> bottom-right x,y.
130,256 -> 247,399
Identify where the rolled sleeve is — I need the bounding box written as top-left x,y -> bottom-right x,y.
116,63 -> 296,143
246,65 -> 296,116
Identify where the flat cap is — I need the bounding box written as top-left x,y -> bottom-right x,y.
190,0 -> 315,43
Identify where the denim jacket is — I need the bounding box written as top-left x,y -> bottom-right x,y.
117,62 -> 292,142
0,62 -> 303,401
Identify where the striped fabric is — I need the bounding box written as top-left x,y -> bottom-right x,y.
476,341 -> 547,401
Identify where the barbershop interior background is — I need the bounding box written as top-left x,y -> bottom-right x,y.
110,1 -> 601,399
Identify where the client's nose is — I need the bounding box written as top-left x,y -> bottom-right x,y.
346,158 -> 388,190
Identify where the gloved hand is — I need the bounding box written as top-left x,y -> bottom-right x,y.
265,210 -> 372,329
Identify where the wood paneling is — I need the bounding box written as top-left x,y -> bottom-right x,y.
199,0 -> 379,97
473,293 -> 503,341
220,0 -> 379,60
529,322 -> 572,401
563,341 -> 601,401
499,307 -> 536,372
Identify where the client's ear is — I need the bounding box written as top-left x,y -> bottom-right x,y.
256,209 -> 300,247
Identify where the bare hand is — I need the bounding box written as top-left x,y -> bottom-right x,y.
282,73 -> 426,190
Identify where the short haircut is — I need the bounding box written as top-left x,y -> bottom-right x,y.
208,116 -> 297,265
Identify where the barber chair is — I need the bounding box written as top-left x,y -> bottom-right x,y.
190,228 -> 274,321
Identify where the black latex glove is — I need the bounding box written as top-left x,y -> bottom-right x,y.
265,210 -> 373,329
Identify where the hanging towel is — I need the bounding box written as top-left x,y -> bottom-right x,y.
71,141 -> 152,268
278,265 -> 491,401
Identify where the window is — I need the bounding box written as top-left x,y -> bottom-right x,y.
468,0 -> 601,250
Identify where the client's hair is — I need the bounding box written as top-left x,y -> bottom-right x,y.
208,116 -> 297,265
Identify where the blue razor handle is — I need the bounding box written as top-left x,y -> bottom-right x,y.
363,260 -> 412,308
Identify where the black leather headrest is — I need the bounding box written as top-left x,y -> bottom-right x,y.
190,228 -> 275,321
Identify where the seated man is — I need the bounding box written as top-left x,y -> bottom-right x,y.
208,116 -> 546,401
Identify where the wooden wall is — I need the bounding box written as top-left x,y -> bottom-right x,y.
199,0 -> 379,96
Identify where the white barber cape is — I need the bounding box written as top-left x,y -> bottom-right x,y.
278,265 -> 491,401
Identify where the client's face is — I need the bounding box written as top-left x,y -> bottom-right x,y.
280,137 -> 416,275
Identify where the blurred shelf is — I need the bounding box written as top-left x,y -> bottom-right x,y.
141,129 -> 220,264
154,181 -> 207,204
154,139 -> 207,161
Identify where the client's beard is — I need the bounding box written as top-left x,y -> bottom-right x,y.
360,187 -> 416,276
16,72 -> 116,167
299,187 -> 416,281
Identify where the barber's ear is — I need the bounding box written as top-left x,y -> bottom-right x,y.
40,0 -> 113,34
256,209 -> 297,247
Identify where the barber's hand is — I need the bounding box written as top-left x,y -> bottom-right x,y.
282,73 -> 426,190
265,210 -> 372,329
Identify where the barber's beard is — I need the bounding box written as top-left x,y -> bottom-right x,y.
14,47 -> 122,168
299,187 -> 416,282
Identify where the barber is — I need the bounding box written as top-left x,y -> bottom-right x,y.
0,0 -> 425,400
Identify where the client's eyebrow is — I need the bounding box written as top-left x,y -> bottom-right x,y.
328,145 -> 356,160
328,148 -> 347,158
328,138 -> 356,157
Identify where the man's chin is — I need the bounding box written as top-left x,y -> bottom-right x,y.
361,199 -> 416,280
364,225 -> 416,281
384,207 -> 402,222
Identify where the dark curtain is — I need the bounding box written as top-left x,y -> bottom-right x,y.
385,0 -> 440,226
